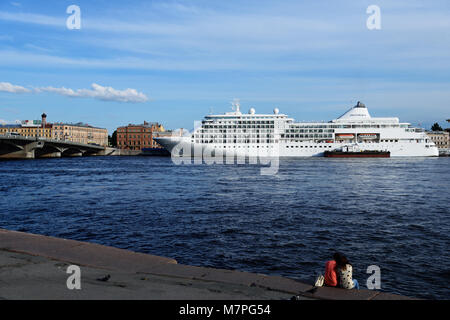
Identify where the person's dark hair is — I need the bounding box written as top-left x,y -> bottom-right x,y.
333,252 -> 342,262
335,253 -> 350,271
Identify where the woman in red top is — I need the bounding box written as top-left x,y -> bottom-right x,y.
324,252 -> 341,287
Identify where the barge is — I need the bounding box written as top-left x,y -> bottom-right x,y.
324,150 -> 390,158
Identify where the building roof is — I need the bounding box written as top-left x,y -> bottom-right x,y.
53,122 -> 106,130
117,122 -> 163,129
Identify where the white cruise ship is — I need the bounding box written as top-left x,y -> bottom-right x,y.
154,101 -> 439,157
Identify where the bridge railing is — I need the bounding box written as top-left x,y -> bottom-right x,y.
0,134 -> 105,150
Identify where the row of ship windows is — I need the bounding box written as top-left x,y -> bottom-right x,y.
186,144 -> 379,149
286,145 -> 334,148
204,123 -> 407,129
282,134 -> 333,138
289,124 -> 406,129
193,140 -> 428,145
201,145 -> 275,148
202,125 -> 274,131
197,131 -> 274,135
284,130 -> 335,133
195,134 -> 273,138
201,126 -> 393,132
196,140 -> 274,144
203,120 -> 275,124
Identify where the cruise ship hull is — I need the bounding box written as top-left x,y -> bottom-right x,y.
154,137 -> 439,158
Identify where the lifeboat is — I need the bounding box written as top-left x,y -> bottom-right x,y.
335,134 -> 354,139
358,133 -> 378,139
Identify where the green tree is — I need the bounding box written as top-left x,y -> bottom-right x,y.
108,130 -> 117,147
431,123 -> 443,131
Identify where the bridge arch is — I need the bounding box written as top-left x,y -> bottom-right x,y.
62,147 -> 85,157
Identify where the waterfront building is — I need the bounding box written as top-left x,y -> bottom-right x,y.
116,121 -> 165,150
0,113 -> 53,139
52,123 -> 108,146
426,131 -> 450,150
0,113 -> 108,146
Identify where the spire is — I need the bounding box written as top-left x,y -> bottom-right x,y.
41,113 -> 47,128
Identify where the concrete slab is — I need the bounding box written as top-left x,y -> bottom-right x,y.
301,286 -> 380,300
59,240 -> 177,270
254,275 -> 314,294
195,268 -> 268,287
143,263 -> 213,280
0,250 -> 292,300
0,229 -> 176,271
144,264 -> 312,295
0,229 -> 82,253
0,229 -> 412,300
372,292 -> 417,300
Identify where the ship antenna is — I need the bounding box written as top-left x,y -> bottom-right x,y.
231,98 -> 240,113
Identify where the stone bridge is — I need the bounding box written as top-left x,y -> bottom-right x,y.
0,135 -> 108,159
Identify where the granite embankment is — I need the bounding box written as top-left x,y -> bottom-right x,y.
0,229 -> 413,300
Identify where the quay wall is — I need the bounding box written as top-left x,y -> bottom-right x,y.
0,229 -> 414,300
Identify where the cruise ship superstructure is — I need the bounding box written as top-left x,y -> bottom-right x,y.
154,101 -> 439,157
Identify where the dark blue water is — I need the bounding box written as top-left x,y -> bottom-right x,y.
0,156 -> 449,299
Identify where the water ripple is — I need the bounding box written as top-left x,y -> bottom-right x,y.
0,156 -> 449,299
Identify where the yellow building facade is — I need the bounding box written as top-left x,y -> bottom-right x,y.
426,131 -> 450,150
0,114 -> 108,147
0,125 -> 53,139
52,123 -> 108,146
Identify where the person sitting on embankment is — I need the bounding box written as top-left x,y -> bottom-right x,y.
335,253 -> 359,290
324,252 -> 341,287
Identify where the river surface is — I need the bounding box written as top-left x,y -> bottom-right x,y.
0,156 -> 449,299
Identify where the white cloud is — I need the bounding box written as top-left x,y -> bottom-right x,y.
0,81 -> 148,103
0,82 -> 31,93
0,11 -> 62,27
36,83 -> 149,103
0,118 -> 20,125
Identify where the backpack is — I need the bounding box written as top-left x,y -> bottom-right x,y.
314,274 -> 324,287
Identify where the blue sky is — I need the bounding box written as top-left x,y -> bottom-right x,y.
1,0 -> 449,133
